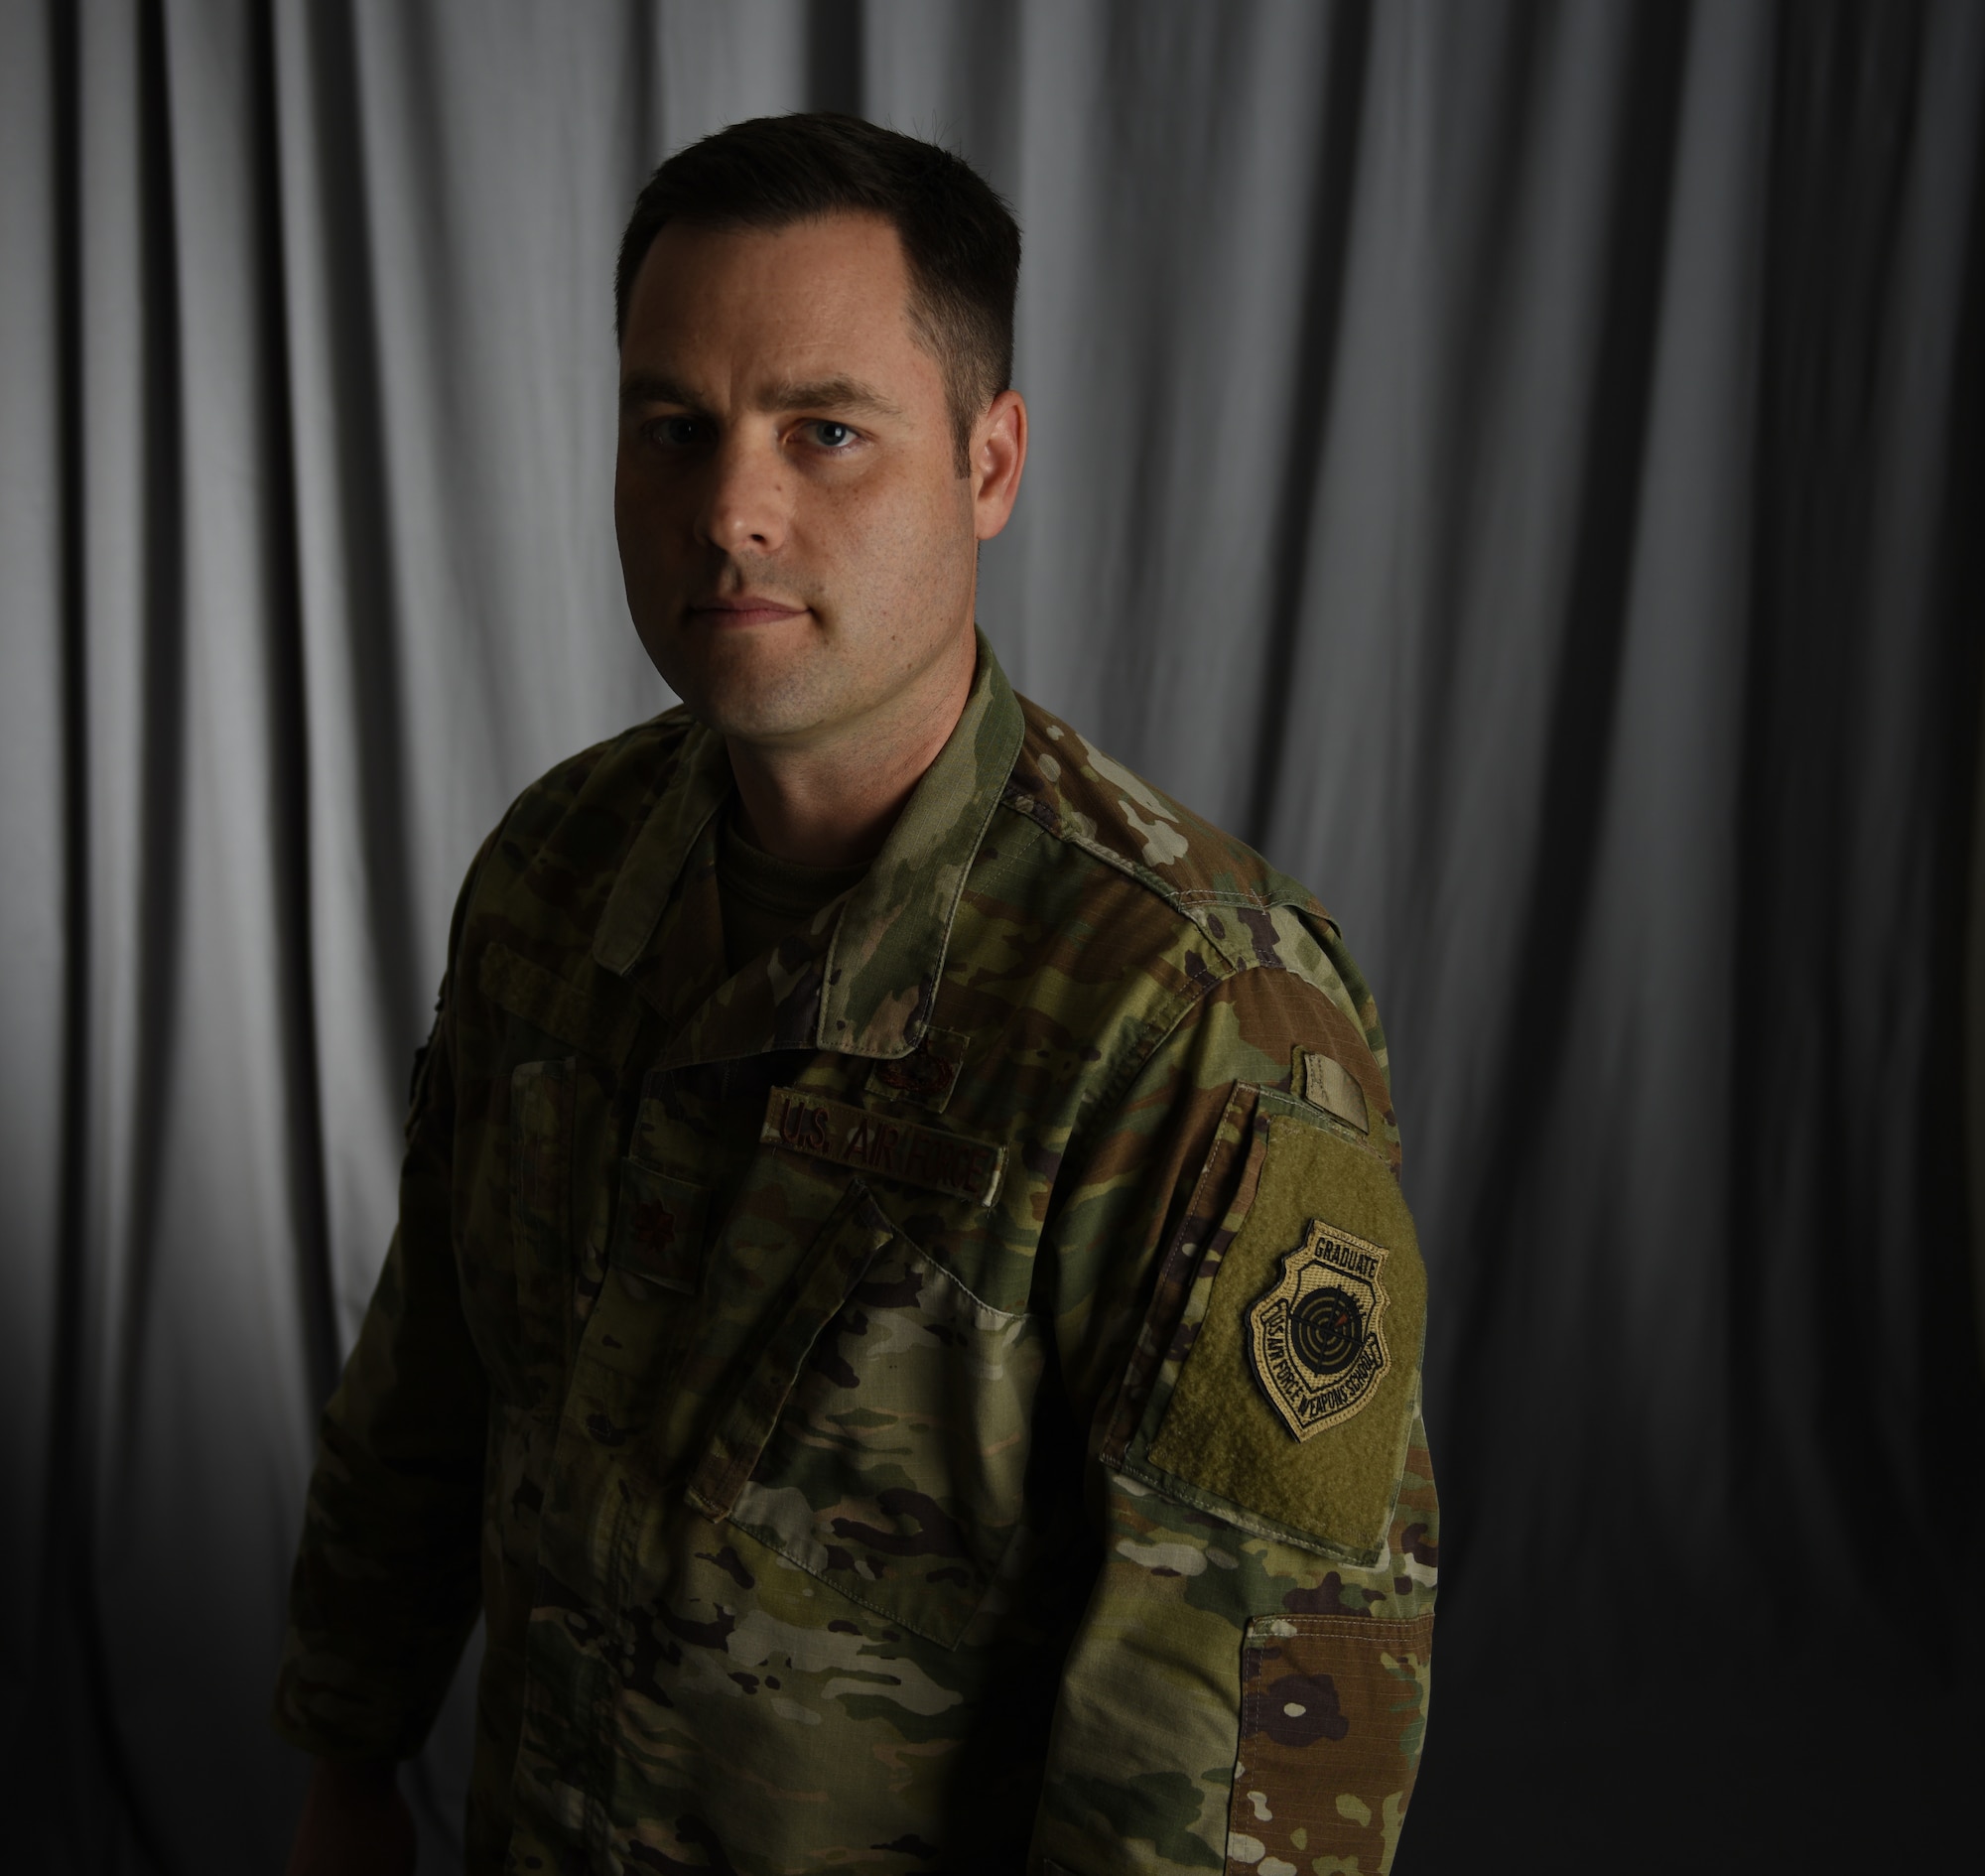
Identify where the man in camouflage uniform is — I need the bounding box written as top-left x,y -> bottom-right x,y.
278,113 -> 1436,1876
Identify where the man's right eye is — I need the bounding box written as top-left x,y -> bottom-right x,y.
648,416 -> 706,448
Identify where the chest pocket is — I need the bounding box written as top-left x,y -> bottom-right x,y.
683,1177 -> 1043,1649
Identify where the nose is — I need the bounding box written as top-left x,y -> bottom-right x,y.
698,427 -> 791,556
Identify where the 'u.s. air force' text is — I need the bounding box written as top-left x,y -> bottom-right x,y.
761,1087 -> 1005,1207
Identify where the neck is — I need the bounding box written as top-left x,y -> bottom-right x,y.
725,628 -> 977,868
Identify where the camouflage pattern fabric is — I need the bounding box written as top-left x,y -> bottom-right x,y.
273,634 -> 1439,1874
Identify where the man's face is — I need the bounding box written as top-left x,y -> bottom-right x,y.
614,212 -> 1004,747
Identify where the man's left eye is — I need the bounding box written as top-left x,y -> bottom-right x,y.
805,421 -> 858,450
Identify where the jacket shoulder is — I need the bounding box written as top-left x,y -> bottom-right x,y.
993,695 -> 1396,1109
984,696 -> 1394,1128
470,706 -> 697,945
998,693 -> 1341,968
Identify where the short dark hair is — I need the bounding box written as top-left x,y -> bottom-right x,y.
614,113 -> 1019,471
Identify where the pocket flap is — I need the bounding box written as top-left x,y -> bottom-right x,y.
685,1186 -> 897,1523
725,1237 -> 1042,1648
478,940 -> 637,1064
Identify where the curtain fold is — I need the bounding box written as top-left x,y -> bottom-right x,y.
3,3 -> 1979,1868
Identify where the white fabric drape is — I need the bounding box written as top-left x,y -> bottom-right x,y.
3,3 -> 1980,1868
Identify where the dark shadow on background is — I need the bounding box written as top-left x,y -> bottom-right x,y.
295,0 -> 426,1139
1399,3 -> 1985,1866
250,0 -> 340,1449
808,0 -> 866,117
22,4 -> 189,1871
1431,0 -> 1690,1641
1245,0 -> 1373,847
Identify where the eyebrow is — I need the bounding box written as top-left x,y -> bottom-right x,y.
618,371 -> 698,413
618,371 -> 904,420
764,375 -> 904,419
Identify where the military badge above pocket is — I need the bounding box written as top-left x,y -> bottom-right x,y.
1113,1089 -> 1427,1565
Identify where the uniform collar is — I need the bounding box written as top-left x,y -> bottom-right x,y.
594,630 -> 1024,1064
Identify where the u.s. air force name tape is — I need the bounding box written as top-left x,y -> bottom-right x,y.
761,1087 -> 1005,1207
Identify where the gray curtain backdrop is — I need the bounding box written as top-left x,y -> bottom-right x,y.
4,1 -> 1981,1870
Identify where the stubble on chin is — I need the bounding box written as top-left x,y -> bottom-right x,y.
691,664 -> 841,741
656,618 -> 844,743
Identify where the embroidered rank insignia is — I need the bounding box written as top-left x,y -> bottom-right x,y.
1246,1218 -> 1392,1439
609,1158 -> 711,1293
863,1027 -> 968,1113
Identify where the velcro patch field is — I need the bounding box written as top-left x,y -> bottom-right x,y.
1131,1097 -> 1426,1562
761,1087 -> 1005,1207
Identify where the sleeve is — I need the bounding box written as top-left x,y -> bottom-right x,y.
270,843 -> 497,1761
1029,939 -> 1438,1876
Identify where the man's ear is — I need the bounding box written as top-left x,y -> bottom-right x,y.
972,390 -> 1028,542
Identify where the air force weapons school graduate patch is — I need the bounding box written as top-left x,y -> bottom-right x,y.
1247,1220 -> 1392,1438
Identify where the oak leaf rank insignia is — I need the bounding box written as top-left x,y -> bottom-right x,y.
1246,1219 -> 1392,1439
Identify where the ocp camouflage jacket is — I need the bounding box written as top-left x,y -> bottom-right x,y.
274,638 -> 1439,1876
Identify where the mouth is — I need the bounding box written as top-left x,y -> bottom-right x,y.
685,595 -> 810,628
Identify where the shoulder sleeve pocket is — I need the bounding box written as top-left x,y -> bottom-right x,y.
1232,1610 -> 1434,1873
1116,1090 -> 1427,1565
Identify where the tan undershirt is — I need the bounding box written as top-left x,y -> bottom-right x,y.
716,814 -> 870,976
